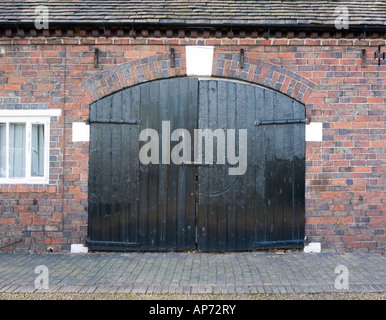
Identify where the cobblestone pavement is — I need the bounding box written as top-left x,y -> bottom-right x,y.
0,251 -> 385,294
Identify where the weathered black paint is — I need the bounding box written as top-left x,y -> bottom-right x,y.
196,80 -> 305,251
87,78 -> 305,251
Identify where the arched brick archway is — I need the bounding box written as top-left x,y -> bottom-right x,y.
79,49 -> 318,252
80,49 -> 316,105
80,52 -> 186,103
212,51 -> 316,104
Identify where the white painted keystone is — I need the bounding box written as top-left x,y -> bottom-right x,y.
186,46 -> 214,76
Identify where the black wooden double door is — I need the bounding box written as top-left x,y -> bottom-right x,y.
87,78 -> 305,251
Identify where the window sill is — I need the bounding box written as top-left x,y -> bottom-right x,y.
0,184 -> 57,193
0,178 -> 49,184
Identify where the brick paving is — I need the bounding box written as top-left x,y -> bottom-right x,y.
0,251 -> 385,294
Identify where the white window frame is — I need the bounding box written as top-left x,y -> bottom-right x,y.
0,109 -> 61,184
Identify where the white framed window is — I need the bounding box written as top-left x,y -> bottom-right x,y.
0,109 -> 61,184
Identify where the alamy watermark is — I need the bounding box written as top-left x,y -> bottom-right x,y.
334,5 -> 349,30
334,265 -> 349,290
34,265 -> 49,290
34,5 -> 49,30
139,121 -> 248,176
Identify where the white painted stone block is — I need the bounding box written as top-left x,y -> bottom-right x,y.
186,46 -> 214,76
304,242 -> 321,253
72,122 -> 90,142
306,122 -> 323,142
71,244 -> 88,254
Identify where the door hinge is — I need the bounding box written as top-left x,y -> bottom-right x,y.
254,118 -> 310,126
85,118 -> 140,125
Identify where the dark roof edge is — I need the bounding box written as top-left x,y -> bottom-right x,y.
1,21 -> 386,32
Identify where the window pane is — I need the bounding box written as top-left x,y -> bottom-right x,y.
9,123 -> 26,178
0,124 -> 5,178
31,124 -> 45,177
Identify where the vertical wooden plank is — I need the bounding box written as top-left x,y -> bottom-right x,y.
282,98 -> 295,241
166,78 -> 178,248
254,86 -> 266,244
139,83 -> 150,249
263,89 -> 275,244
129,85 -> 141,244
158,79 -> 169,249
175,79 -> 186,249
88,101 -> 100,241
235,82 -> 247,250
120,88 -> 131,243
110,91 -> 122,242
207,80 -> 218,251
225,81 -> 237,250
148,81 -> 160,249
94,101 -> 105,242
99,95 -> 113,242
216,80 -> 228,250
245,83 -> 256,249
272,92 -> 285,242
197,80 -> 209,250
293,100 -> 306,241
185,78 -> 198,249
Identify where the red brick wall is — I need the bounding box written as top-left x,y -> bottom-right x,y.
0,36 -> 385,253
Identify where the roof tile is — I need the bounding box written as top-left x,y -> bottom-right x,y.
0,0 -> 384,27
